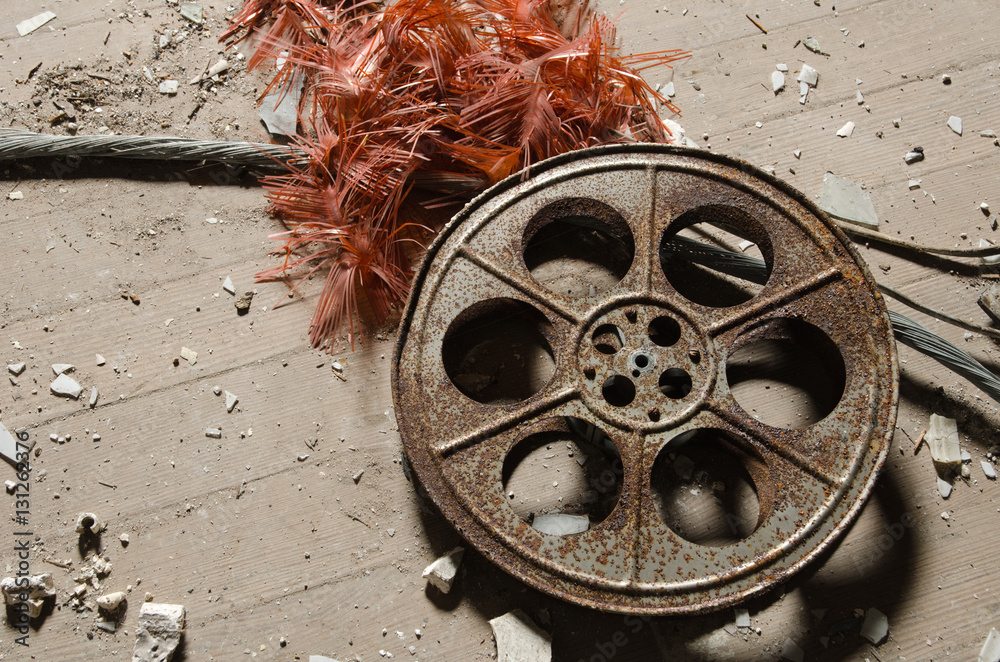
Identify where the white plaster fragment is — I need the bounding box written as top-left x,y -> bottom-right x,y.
222,276 -> 235,295
776,63 -> 788,72
421,547 -> 464,593
89,386 -> 99,408
205,428 -> 222,439
1,573 -> 55,618
772,70 -> 785,94
51,373 -> 83,399
52,363 -> 74,375
97,591 -> 127,612
180,347 -> 198,365
132,603 -> 186,662
225,391 -> 238,413
662,81 -> 675,97
836,121 -> 855,138
937,477 -> 952,499
532,514 -> 589,535
158,80 -> 179,95
818,172 -> 879,229
96,354 -> 106,366
797,63 -> 819,87
735,608 -> 751,628
982,460 -> 997,480
860,607 -> 889,645
490,609 -> 552,662
76,512 -> 106,535
947,115 -> 963,136
8,363 -> 25,376
16,11 -> 57,36
856,90 -> 864,104
980,628 -> 1000,662
908,179 -> 921,190
926,414 -> 961,468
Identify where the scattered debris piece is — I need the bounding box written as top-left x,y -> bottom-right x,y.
942,74 -> 952,85
51,373 -> 83,399
89,386 -> 99,408
4,479 -> 16,494
490,609 -> 552,662
8,363 -> 25,376
222,276 -> 235,295
97,591 -> 127,613
937,477 -> 952,499
780,638 -> 804,662
818,172 -> 879,229
860,607 -> 889,645
96,354 -> 106,366
2,574 -> 55,618
8,191 -> 24,201
1,421 -> 35,465
235,291 -> 254,315
771,70 -> 785,94
904,147 -> 925,164
745,13 -> 767,34
981,129 -> 998,139
16,11 -> 57,37
802,36 -> 825,54
225,391 -> 238,413
259,71 -> 305,136
776,63 -> 788,72
180,2 -> 203,23
982,461 -> 997,480
797,64 -> 818,104
180,347 -> 198,365
856,90 -> 864,104
205,428 -> 222,439
908,179 -> 921,190
980,628 -> 1000,662
158,80 -> 179,95
836,121 -> 855,138
52,363 -> 74,375
662,81 -> 675,97
76,512 -> 106,536
735,608 -> 751,628
132,603 -> 186,662
532,514 -> 589,535
213,385 -> 222,396
947,115 -> 963,136
926,414 -> 961,469
121,533 -> 131,546
422,547 -> 465,594
982,202 -> 992,214
352,469 -> 364,483
738,239 -> 756,251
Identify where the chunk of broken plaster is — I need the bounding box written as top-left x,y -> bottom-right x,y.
735,608 -> 751,628
797,63 -> 818,87
132,603 -> 186,662
422,547 -> 464,593
76,512 -> 106,536
771,70 -> 785,94
51,373 -> 83,399
259,71 -> 305,137
205,428 -> 222,439
222,276 -> 235,295
309,656 -> 340,662
96,354 -> 106,366
0,421 -> 35,465
818,172 -> 879,229
90,386 -> 99,408
225,391 -> 238,413
97,591 -> 127,612
490,609 -> 551,662
180,347 -> 197,365
780,638 -> 804,662
8,363 -> 25,376
982,461 -> 997,480
836,121 -> 855,138
1,573 -> 55,618
926,414 -> 961,468
860,607 -> 889,645
980,628 -> 1000,662
937,477 -> 952,499
947,115 -> 963,136
158,80 -> 179,95
16,11 -> 57,36
52,363 -> 74,375
531,514 -> 589,536
904,149 -> 925,164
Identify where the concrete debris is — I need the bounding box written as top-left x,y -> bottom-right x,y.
8,362 -> 26,376
206,428 -> 222,439
836,121 -> 855,138
179,2 -> 203,24
51,373 -> 83,399
780,638 -> 804,662
982,130 -> 998,139
818,172 -> 879,229
856,90 -> 864,104
908,179 -> 921,190
797,63 -> 819,87
96,354 -> 106,366
532,514 -> 589,535
76,512 -> 106,536
937,477 -> 952,499
4,480 -> 15,494
8,191 -> 24,200
222,276 -> 235,295
776,63 -> 788,72
97,591 -> 127,612
225,391 -> 238,413
421,547 -> 465,593
213,385 -> 221,395
52,363 -> 75,375
947,115 -> 963,136
235,291 -> 254,315
121,533 -> 131,546
802,36 -> 825,54
860,607 -> 889,645
0,421 -> 34,465
490,609 -> 552,662
180,347 -> 198,365
982,461 -> 997,480
260,71 -> 305,136
1,573 -> 55,618
735,608 -> 751,628
926,414 -> 961,469
90,386 -> 99,408
208,60 -> 229,77
158,80 -> 179,95
980,628 -> 1000,662
771,70 -> 785,94
904,147 -> 925,164
662,81 -> 675,97
16,11 -> 57,36
132,603 -> 186,662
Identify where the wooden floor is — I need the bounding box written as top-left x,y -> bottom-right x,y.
2,0 -> 1000,660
